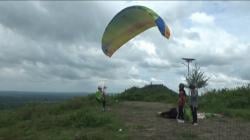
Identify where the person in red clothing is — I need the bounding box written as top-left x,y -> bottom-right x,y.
177,83 -> 186,123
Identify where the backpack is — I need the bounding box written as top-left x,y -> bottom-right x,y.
184,106 -> 192,121
95,91 -> 103,102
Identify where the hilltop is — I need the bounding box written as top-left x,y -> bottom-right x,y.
117,84 -> 250,120
117,84 -> 178,103
0,84 -> 250,139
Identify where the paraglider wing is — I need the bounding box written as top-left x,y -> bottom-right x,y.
102,6 -> 170,57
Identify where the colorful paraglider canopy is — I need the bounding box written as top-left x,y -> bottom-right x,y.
102,6 -> 171,57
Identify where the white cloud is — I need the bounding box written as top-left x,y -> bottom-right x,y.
144,57 -> 171,68
190,12 -> 215,25
130,78 -> 149,86
133,40 -> 157,57
208,73 -> 249,89
129,66 -> 139,77
150,77 -> 164,84
0,1 -> 249,92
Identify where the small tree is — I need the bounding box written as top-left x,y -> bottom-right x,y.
186,64 -> 209,89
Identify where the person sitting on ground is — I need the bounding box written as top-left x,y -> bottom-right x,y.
158,107 -> 178,119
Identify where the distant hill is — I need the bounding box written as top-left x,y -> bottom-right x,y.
117,84 -> 178,103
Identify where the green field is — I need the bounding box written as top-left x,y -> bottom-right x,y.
0,84 -> 250,139
0,95 -> 128,140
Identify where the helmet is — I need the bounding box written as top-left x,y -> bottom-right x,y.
179,83 -> 185,89
189,84 -> 196,89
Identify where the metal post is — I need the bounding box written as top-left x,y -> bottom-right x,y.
182,58 -> 195,76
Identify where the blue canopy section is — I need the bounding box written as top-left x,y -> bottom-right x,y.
155,17 -> 166,36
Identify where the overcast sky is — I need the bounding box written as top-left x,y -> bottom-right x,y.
0,1 -> 249,93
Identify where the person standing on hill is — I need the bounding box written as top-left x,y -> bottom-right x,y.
95,85 -> 107,111
189,84 -> 198,125
96,86 -> 103,102
177,83 -> 186,123
102,86 -> 107,111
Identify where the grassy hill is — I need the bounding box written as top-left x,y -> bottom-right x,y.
117,84 -> 178,104
117,83 -> 250,120
0,95 -> 128,140
0,84 -> 250,139
0,85 -> 179,139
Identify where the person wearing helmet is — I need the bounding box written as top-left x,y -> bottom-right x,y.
177,83 -> 187,123
96,86 -> 103,103
96,85 -> 107,111
98,86 -> 102,91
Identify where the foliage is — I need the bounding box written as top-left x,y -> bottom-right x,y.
186,64 -> 209,88
199,84 -> 250,120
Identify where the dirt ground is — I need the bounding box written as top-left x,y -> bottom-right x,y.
113,101 -> 250,140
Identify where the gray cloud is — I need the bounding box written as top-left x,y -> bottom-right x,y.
0,1 -> 249,92
0,2 -> 115,43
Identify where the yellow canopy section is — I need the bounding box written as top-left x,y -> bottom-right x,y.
102,6 -> 170,57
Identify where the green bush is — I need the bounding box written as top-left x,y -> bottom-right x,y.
199,84 -> 250,120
